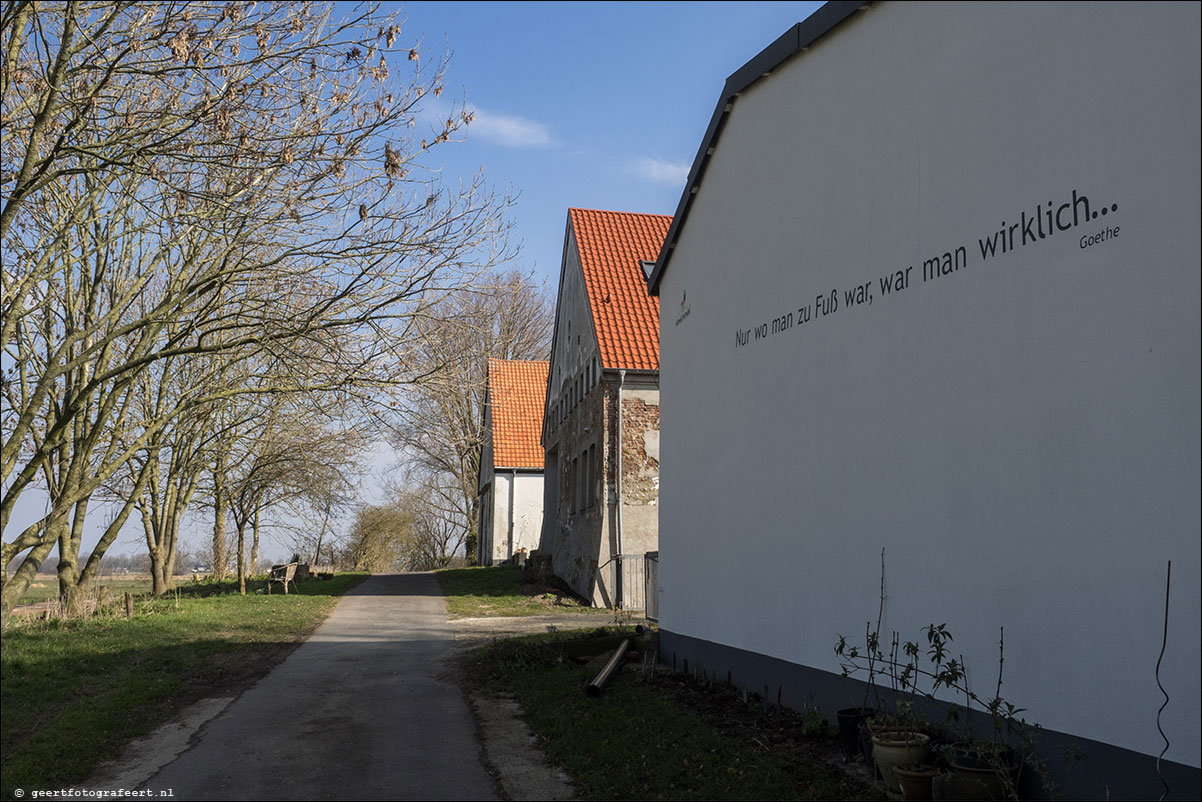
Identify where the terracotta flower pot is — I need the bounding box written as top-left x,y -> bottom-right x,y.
893,764 -> 938,801
945,741 -> 1017,801
871,731 -> 931,794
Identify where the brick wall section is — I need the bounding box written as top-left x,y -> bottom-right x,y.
620,397 -> 659,503
545,377 -> 659,605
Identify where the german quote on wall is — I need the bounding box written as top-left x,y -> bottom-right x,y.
733,188 -> 1121,350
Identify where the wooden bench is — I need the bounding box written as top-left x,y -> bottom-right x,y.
268,563 -> 298,594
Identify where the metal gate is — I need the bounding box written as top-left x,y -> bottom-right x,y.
644,551 -> 659,621
605,551 -> 659,614
618,553 -> 645,610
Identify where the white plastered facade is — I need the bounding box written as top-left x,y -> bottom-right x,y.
657,1 -> 1200,766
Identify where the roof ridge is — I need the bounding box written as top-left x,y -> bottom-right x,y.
567,208 -> 670,372
487,359 -> 549,470
569,206 -> 672,219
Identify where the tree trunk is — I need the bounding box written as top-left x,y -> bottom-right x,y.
250,506 -> 261,575
163,511 -> 181,590
237,521 -> 247,595
78,465 -> 152,588
57,499 -> 88,615
141,499 -> 169,596
1,536 -> 58,625
148,508 -> 183,595
213,462 -> 228,580
312,504 -> 330,565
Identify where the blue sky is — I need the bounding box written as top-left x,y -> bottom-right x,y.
9,2 -> 827,563
392,1 -> 825,290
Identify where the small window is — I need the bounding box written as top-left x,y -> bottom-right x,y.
639,260 -> 655,281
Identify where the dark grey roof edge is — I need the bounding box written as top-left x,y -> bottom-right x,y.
646,0 -> 870,296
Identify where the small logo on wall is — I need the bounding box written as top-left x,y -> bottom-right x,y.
675,290 -> 691,326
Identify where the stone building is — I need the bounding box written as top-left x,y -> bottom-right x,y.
646,2 -> 1200,797
539,208 -> 670,608
477,359 -> 548,566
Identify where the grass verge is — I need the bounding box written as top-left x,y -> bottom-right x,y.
0,573 -> 368,798
437,565 -> 604,618
462,630 -> 882,800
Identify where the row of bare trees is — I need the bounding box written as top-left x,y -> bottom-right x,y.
2,0 -> 519,621
383,271 -> 554,565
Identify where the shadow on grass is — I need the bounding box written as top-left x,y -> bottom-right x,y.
170,572 -> 367,599
1,574 -> 370,799
2,631 -> 289,798
437,565 -> 549,598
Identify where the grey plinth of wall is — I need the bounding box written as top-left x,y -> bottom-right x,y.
659,630 -> 1201,801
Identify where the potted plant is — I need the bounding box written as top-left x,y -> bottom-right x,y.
835,705 -> 876,761
839,618 -> 1072,800
834,556 -> 888,763
893,762 -> 939,801
839,626 -> 931,785
873,730 -> 932,794
942,740 -> 1018,801
834,619 -> 881,760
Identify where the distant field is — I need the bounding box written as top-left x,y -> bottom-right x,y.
14,576 -> 163,606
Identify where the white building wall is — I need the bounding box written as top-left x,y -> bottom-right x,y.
487,471 -> 545,564
490,473 -> 510,565
658,1 -> 1200,767
511,473 -> 545,556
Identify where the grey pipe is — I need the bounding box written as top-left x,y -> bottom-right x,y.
507,469 -> 515,561
615,369 -> 625,607
586,638 -> 632,697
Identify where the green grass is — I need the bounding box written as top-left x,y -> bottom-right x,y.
436,565 -> 604,618
464,631 -> 881,801
0,573 -> 368,798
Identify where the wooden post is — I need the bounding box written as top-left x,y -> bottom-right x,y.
124,592 -> 133,619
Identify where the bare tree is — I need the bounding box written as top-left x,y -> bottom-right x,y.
385,270 -> 553,563
280,461 -> 357,569
346,497 -> 416,572
1,1 -> 514,619
127,360 -> 219,596
400,486 -> 468,570
222,396 -> 368,594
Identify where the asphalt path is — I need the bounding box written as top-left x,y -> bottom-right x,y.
147,573 -> 499,801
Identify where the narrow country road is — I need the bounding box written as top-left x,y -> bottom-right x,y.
147,573 -> 498,801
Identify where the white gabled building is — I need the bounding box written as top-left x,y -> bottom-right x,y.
647,2 -> 1200,797
477,359 -> 548,566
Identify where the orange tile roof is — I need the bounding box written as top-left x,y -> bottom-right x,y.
488,359 -> 549,469
570,208 -> 671,371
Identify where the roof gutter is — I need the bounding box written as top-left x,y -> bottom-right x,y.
646,0 -> 869,296
507,469 -> 516,561
615,368 -> 626,608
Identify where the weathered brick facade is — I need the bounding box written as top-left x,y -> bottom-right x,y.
618,395 -> 660,504
544,377 -> 659,607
